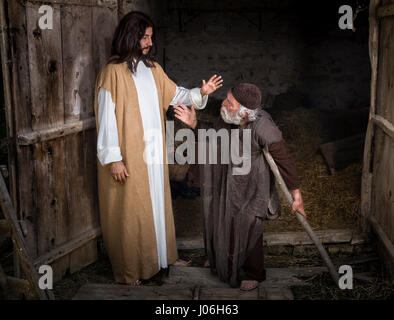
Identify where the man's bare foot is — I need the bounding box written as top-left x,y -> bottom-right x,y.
173,259 -> 191,266
126,279 -> 141,286
204,259 -> 210,268
240,280 -> 258,291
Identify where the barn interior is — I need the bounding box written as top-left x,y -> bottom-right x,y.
0,0 -> 393,300
161,0 -> 371,239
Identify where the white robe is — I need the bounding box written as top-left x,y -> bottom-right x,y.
97,61 -> 207,268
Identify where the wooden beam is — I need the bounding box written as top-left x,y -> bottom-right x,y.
74,283 -> 196,300
0,1 -> 14,140
177,237 -> 203,250
372,115 -> 394,140
264,229 -> 355,246
0,173 -> 54,300
6,276 -> 35,299
0,1 -> 19,240
361,0 -> 381,232
369,216 -> 394,263
26,0 -> 118,8
377,3 -> 394,18
17,117 -> 96,145
0,219 -> 11,237
176,229 -> 365,250
34,227 -> 101,267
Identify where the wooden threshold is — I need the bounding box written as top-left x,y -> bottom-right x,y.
176,229 -> 367,250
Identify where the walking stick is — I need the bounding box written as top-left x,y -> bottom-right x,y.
262,147 -> 340,285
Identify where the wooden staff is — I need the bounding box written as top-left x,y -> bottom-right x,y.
262,147 -> 340,285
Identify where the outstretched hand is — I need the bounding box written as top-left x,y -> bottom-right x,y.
201,74 -> 223,96
173,102 -> 197,129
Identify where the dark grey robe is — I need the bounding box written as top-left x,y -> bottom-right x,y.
197,110 -> 282,287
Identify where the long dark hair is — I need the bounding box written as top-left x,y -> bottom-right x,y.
108,11 -> 157,73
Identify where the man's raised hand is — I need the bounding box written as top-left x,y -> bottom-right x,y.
173,102 -> 197,129
201,74 -> 223,96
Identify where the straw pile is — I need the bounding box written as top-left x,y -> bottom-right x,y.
264,106 -> 364,232
170,98 -> 366,234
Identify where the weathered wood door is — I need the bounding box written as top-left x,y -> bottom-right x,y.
0,0 -> 124,280
362,0 -> 394,271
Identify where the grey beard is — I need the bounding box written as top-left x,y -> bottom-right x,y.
220,105 -> 243,125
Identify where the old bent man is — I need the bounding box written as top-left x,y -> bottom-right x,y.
174,83 -> 305,290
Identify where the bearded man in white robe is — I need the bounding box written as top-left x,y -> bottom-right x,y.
94,11 -> 223,285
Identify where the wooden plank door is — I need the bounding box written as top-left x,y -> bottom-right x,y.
361,0 -> 394,267
0,0 -> 124,281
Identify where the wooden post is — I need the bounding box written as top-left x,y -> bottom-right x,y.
360,0 -> 381,233
0,0 -> 23,280
0,172 -> 54,300
263,147 -> 339,285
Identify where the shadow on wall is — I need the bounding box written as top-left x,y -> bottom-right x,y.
159,0 -> 370,110
126,0 -> 167,28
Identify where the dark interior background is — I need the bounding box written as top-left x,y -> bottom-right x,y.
127,0 -> 371,110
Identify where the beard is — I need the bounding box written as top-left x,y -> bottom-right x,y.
140,45 -> 152,57
140,50 -> 150,60
220,105 -> 243,125
135,44 -> 152,61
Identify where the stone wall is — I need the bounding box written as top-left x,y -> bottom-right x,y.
126,0 -> 167,28
126,0 -> 370,110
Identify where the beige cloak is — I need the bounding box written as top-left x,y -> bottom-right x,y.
93,60 -> 178,283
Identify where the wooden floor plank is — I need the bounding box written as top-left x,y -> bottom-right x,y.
73,284 -> 194,300
177,229 -> 366,250
165,266 -> 229,288
72,266 -> 337,300
199,287 -> 259,300
264,229 -> 354,246
164,266 -> 327,288
72,281 -> 298,300
259,284 -> 294,300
